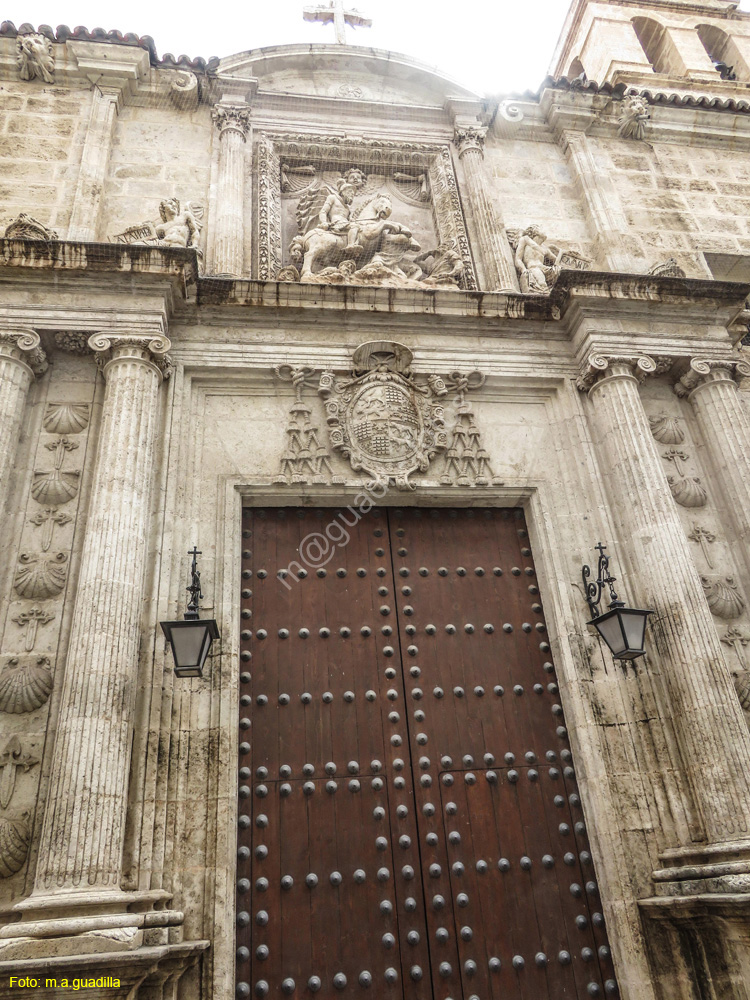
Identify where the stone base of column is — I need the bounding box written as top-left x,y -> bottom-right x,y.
0,889 -> 184,958
0,942 -> 208,1000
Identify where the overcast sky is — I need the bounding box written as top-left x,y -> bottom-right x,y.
4,0 -> 749,96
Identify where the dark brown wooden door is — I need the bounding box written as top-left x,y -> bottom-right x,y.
237,507 -> 618,1000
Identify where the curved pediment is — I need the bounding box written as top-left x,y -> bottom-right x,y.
218,44 -> 480,107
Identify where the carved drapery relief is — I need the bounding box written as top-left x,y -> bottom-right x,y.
110,197 -> 204,254
273,365 -> 336,485
257,133 -> 477,290
16,32 -> 54,84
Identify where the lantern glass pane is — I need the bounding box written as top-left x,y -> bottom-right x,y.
171,623 -> 209,668
622,611 -> 647,652
594,613 -> 627,656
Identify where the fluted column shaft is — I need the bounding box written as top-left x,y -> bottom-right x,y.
581,355 -> 750,846
677,359 -> 750,563
211,105 -> 251,277
0,330 -> 47,515
67,87 -> 120,242
34,333 -> 171,893
453,126 -> 518,292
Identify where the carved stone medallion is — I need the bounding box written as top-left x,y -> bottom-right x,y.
318,342 -> 447,490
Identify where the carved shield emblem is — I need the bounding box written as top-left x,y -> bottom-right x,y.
319,369 -> 446,489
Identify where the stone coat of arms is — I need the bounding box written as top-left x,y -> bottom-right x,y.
318,342 -> 448,490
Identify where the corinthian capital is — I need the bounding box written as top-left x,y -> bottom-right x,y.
576,353 -> 668,392
0,328 -> 48,377
88,332 -> 173,381
212,104 -> 251,140
453,124 -> 487,158
674,357 -> 750,397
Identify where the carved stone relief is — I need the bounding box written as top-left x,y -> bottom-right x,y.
0,812 -> 31,878
439,372 -> 502,487
617,94 -> 650,140
43,402 -> 90,434
688,524 -> 716,569
257,133 -> 477,289
13,552 -> 68,600
3,213 -> 58,241
16,32 -> 54,83
0,737 -> 39,810
273,365 -> 337,485
649,413 -> 684,444
170,70 -> 200,111
648,259 -> 686,279
11,608 -> 55,652
110,198 -> 204,253
702,576 -> 746,620
0,657 -> 53,715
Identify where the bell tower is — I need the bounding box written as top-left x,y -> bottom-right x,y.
550,0 -> 750,87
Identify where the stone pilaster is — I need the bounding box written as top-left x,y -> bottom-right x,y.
5,333 -> 172,940
452,123 -> 518,293
210,103 -> 251,277
67,87 -> 121,242
675,359 -> 750,570
558,129 -> 643,273
579,353 -> 750,849
0,329 -> 47,515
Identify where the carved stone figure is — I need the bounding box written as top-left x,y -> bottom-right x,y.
413,240 -> 465,287
618,95 -> 650,140
3,213 -> 58,241
111,198 -> 204,251
318,342 -> 448,490
510,226 -> 561,293
16,32 -> 54,84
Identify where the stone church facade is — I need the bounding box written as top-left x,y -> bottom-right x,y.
3,0 -> 750,997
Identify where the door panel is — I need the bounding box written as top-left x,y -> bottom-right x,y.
237,507 -> 618,1000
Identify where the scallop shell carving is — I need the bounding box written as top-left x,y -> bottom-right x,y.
702,576 -> 746,619
31,469 -> 79,506
649,414 -> 684,444
668,476 -> 707,508
0,813 -> 30,878
13,552 -> 68,599
43,403 -> 90,435
0,657 -> 53,714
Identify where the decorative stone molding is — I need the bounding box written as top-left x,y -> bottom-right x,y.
453,124 -> 488,158
170,70 -> 199,111
0,656 -> 53,712
576,353 -> 664,392
648,258 -> 685,278
3,214 -> 58,241
16,32 -> 54,83
53,331 -> 90,354
617,94 -> 650,140
211,104 -> 251,139
0,329 -> 47,377
257,133 -> 477,290
273,365 -> 335,485
88,332 -> 173,381
674,358 -> 750,398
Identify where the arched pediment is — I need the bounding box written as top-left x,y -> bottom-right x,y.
218,44 -> 480,107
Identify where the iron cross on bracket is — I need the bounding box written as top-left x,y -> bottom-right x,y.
303,0 -> 372,44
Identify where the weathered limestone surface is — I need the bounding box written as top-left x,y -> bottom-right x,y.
210,105 -> 251,277
0,330 -> 46,516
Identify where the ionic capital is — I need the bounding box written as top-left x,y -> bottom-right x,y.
453,124 -> 487,158
674,357 -> 750,398
0,328 -> 48,378
576,353 -> 670,393
88,332 -> 173,381
212,104 -> 251,140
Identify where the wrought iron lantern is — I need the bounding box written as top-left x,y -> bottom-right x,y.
160,547 -> 219,678
582,542 -> 652,661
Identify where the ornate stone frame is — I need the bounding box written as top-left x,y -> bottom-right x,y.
255,132 -> 478,289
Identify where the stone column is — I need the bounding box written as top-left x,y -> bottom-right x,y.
675,358 -> 750,567
30,333 -> 171,901
579,353 -> 750,848
67,87 -> 120,242
210,104 -> 251,277
452,124 -> 518,293
0,330 -> 47,514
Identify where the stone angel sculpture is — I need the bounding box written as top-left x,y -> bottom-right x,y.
507,225 -> 561,293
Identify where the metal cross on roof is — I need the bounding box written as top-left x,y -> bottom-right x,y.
303,0 -> 373,45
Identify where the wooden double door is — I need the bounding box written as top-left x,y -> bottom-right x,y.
237,507 -> 618,1000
